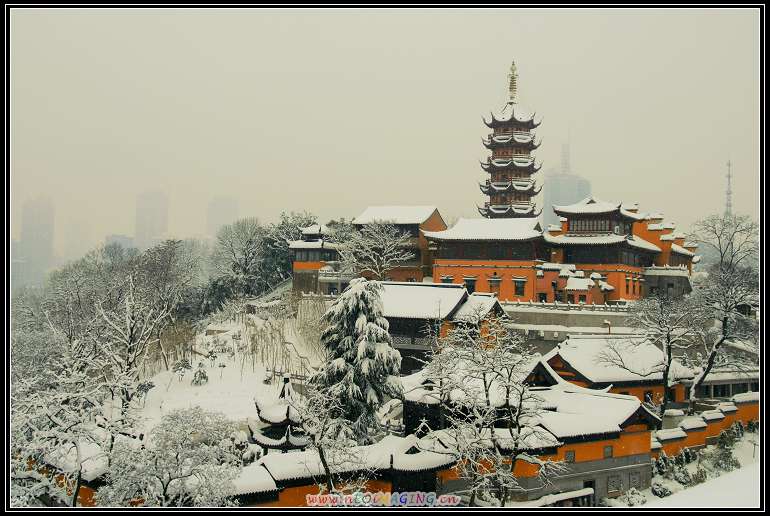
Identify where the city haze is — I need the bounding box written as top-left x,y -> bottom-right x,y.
11,9 -> 760,262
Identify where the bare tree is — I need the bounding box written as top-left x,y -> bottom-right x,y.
335,222 -> 416,280
419,315 -> 565,506
685,264 -> 759,409
211,217 -> 266,296
687,214 -> 758,271
597,295 -> 700,421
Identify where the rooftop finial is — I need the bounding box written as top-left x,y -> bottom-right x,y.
508,60 -> 518,104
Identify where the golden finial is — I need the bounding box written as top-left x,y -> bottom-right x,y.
508,60 -> 518,103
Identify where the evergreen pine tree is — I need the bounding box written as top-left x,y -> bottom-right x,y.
313,278 -> 402,442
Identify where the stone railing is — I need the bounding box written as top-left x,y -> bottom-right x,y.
501,300 -> 631,312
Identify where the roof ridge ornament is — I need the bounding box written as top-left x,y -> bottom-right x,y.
508,60 -> 518,104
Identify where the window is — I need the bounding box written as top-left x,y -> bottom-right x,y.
538,293 -> 548,303
464,278 -> 476,294
603,445 -> 613,458
440,276 -> 454,284
565,450 -> 575,463
751,382 -> 759,392
579,295 -> 587,303
607,475 -> 622,493
714,384 -> 729,398
514,279 -> 526,297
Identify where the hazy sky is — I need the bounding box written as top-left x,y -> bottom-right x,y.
11,8 -> 760,259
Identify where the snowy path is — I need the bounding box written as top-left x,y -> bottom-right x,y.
646,462 -> 760,508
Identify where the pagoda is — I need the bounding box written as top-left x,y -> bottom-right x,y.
478,61 -> 543,218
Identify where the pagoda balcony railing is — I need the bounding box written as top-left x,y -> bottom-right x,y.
484,201 -> 535,208
485,179 -> 534,188
489,153 -> 533,161
487,130 -> 532,140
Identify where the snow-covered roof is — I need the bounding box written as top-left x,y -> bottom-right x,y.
288,239 -> 337,250
565,277 -> 594,291
451,292 -> 503,323
379,282 -> 467,320
643,265 -> 690,277
532,386 -> 647,438
701,410 -> 725,421
543,232 -> 661,252
732,392 -> 759,403
679,417 -> 707,431
655,428 -> 687,441
552,197 -> 644,220
545,334 -> 693,384
627,236 -> 663,252
696,368 -> 758,383
717,402 -> 738,413
233,463 -> 279,495
353,206 -> 438,225
423,217 -> 542,242
670,243 -> 695,257
254,434 -> 456,483
300,224 -> 329,236
487,102 -> 536,124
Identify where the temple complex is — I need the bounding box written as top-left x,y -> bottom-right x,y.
424,197 -> 699,303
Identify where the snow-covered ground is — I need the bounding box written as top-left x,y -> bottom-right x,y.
136,315 -> 315,434
608,432 -> 761,508
646,462 -> 760,508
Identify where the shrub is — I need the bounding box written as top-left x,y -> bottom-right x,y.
651,482 -> 672,498
617,487 -> 647,507
192,364 -> 209,386
691,467 -> 708,485
673,465 -> 692,486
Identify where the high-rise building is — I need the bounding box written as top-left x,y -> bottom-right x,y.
135,191 -> 168,250
478,60 -> 543,218
19,197 -> 55,286
541,144 -> 592,227
206,196 -> 239,237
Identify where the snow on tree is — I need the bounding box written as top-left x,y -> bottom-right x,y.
335,221 -> 416,280
192,363 -> 209,386
97,408 -> 242,507
417,314 -> 566,506
313,278 -> 402,442
597,294 -> 699,421
135,239 -> 205,370
211,217 -> 267,297
96,275 -> 171,420
11,337 -> 116,507
288,383 -> 374,494
260,211 -> 317,291
685,263 -> 758,409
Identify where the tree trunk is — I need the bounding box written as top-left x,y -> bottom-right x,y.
688,317 -> 729,413
71,469 -> 82,507
316,445 -> 336,493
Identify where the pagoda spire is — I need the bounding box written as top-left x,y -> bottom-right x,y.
508,60 -> 518,104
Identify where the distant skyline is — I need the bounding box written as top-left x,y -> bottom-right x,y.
11,9 -> 760,259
